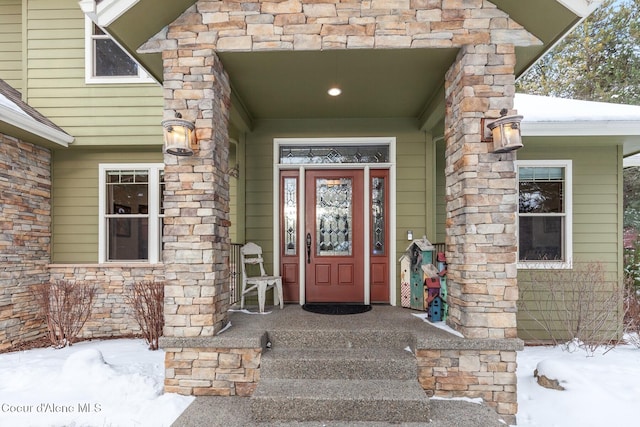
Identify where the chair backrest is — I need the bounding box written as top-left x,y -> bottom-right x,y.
241,242 -> 268,279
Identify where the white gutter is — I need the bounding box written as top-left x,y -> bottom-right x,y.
521,121 -> 640,137
0,104 -> 74,147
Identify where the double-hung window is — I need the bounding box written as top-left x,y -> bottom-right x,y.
99,164 -> 164,263
517,160 -> 572,268
85,17 -> 153,83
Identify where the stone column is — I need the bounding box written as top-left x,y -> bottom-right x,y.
162,36 -> 232,338
443,44 -> 519,339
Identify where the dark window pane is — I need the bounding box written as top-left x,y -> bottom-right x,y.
107,183 -> 148,214
95,39 -> 138,76
108,217 -> 148,260
519,181 -> 563,213
519,216 -> 563,261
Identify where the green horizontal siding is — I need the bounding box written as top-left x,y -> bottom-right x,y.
0,0 -> 22,90
515,142 -> 622,341
25,0 -> 163,147
51,149 -> 162,263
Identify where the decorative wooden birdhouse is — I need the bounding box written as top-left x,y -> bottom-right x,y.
423,276 -> 441,309
428,295 -> 443,322
406,237 -> 434,310
399,254 -> 411,308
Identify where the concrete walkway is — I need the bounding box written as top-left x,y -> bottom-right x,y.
172,395 -> 507,426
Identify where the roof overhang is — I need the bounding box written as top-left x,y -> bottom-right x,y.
515,94 -> 640,157
0,99 -> 74,148
80,0 -> 604,129
80,0 -> 597,83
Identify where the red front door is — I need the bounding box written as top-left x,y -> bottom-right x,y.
305,170 -> 364,303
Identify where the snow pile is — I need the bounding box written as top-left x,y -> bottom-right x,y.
0,339 -> 193,427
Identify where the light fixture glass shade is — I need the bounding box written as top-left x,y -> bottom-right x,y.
487,114 -> 524,153
162,118 -> 196,156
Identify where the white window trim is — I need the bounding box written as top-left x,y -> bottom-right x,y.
98,163 -> 164,264
516,159 -> 573,270
84,17 -> 154,84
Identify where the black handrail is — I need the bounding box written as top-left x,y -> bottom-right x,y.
229,243 -> 242,305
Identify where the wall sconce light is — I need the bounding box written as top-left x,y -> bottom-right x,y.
407,230 -> 413,241
481,108 -> 524,153
162,112 -> 196,156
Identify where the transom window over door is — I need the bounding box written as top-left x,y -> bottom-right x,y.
517,160 -> 572,267
99,164 -> 164,263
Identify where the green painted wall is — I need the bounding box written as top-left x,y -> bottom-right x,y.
431,136 -> 623,341
0,0 -> 22,90
515,139 -> 623,341
243,118 -> 436,304
24,0 -> 163,147
51,148 -> 162,263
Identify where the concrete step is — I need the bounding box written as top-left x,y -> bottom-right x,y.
251,378 -> 430,423
267,329 -> 415,349
260,347 -> 417,380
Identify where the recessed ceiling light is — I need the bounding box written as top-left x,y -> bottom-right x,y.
328,87 -> 342,96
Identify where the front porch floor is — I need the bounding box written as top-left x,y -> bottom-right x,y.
164,305 -> 522,425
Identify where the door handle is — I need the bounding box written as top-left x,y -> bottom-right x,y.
306,233 -> 312,264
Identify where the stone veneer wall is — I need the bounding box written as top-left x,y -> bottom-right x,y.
0,134 -> 51,350
443,43 -> 520,340
417,347 -> 519,425
164,346 -> 262,396
48,264 -> 165,339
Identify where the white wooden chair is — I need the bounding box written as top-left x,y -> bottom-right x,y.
240,242 -> 284,313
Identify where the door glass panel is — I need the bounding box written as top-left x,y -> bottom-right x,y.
284,177 -> 297,255
316,178 -> 352,256
371,176 -> 385,255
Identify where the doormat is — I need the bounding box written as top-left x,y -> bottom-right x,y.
302,304 -> 372,315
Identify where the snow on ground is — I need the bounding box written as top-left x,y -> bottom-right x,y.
0,339 -> 193,427
515,338 -> 640,427
0,337 -> 639,426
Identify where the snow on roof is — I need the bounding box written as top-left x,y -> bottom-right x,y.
0,79 -> 73,147
515,93 -> 640,123
0,92 -> 30,116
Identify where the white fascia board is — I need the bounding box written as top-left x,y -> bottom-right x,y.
556,0 -> 604,17
521,120 -> 640,137
0,105 -> 74,147
78,0 -> 139,27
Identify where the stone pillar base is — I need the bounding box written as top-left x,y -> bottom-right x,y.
160,335 -> 266,396
416,338 -> 523,425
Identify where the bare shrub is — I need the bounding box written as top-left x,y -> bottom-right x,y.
518,262 -> 623,355
32,280 -> 96,348
125,281 -> 164,350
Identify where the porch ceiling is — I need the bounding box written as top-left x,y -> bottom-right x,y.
218,49 -> 458,123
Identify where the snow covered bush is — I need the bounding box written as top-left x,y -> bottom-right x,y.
32,280 -> 96,348
126,281 -> 164,350
518,262 -> 623,355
